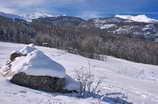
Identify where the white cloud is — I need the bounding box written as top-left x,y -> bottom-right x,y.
0,0 -> 84,8
0,0 -> 43,13
0,6 -> 17,13
79,11 -> 101,19
0,0 -> 85,14
0,0 -> 45,7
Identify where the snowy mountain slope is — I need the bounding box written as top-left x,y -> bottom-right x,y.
21,11 -> 53,22
0,11 -> 53,22
83,17 -> 158,41
115,15 -> 158,23
0,42 -> 158,104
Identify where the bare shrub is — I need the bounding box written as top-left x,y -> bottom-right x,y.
74,62 -> 103,97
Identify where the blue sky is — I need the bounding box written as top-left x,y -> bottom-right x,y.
0,0 -> 158,19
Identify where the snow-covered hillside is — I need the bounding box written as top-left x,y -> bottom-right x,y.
0,11 -> 53,22
115,15 -> 158,23
21,11 -> 53,22
0,42 -> 158,104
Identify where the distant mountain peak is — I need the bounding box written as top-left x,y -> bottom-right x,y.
21,11 -> 54,22
115,14 -> 158,23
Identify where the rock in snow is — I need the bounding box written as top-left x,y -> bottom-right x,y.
10,72 -> 66,93
8,46 -> 66,78
1,44 -> 80,92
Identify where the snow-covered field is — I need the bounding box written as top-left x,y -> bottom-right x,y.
0,42 -> 158,104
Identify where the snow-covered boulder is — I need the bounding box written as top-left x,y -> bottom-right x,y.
1,44 -> 80,93
10,50 -> 66,78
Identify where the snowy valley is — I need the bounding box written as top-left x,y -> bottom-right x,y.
0,42 -> 158,104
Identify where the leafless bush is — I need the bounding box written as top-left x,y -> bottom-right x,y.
74,62 -> 103,97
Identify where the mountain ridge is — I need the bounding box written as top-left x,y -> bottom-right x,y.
0,12 -> 22,20
1,11 -> 158,24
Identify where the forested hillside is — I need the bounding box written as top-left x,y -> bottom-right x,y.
0,15 -> 158,65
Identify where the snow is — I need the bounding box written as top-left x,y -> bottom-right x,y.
114,27 -> 129,34
64,75 -> 80,91
19,43 -> 36,54
0,11 -> 54,22
0,42 -> 158,104
115,15 -> 158,23
100,24 -> 116,29
143,24 -> 156,32
10,50 -> 66,78
21,11 -> 54,22
94,18 -> 119,29
23,50 -> 66,78
1,44 -> 66,78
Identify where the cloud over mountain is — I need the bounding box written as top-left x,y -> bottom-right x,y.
0,0 -> 157,19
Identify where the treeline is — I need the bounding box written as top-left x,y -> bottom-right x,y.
0,16 -> 158,65
0,16 -> 35,43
